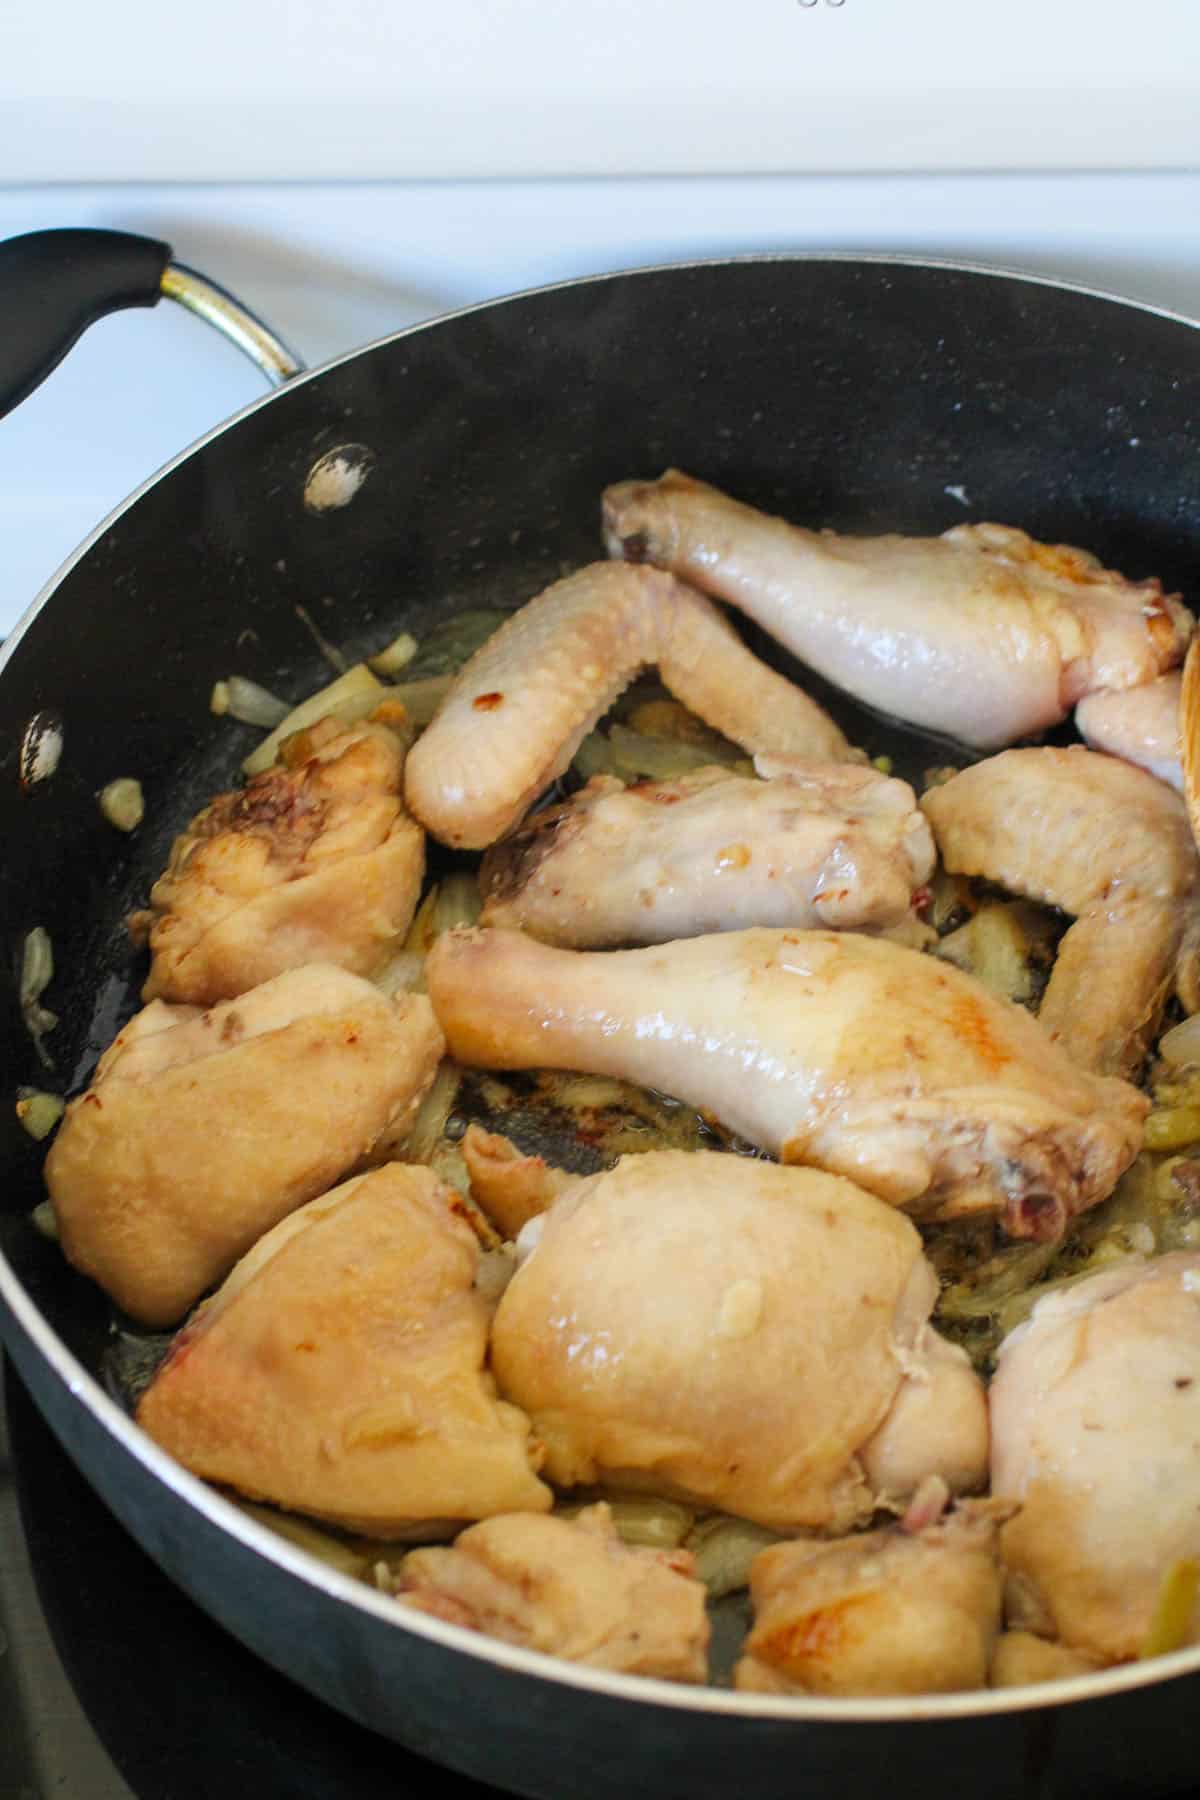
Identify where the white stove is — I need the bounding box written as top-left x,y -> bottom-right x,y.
2,0 -> 1199,637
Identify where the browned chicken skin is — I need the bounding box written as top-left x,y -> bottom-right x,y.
735,1502 -> 1008,1697
394,1503 -> 709,1681
425,927 -> 1146,1240
922,747 -> 1200,1077
404,562 -> 850,849
45,965 -> 444,1325
990,1252 -> 1200,1663
603,470 -> 1191,749
137,1163 -> 551,1533
490,1151 -> 987,1532
132,715 -> 425,1005
480,758 -> 934,949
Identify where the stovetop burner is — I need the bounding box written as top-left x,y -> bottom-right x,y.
2,1363 -> 509,1800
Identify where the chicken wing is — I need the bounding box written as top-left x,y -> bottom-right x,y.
734,1503 -> 1006,1696
603,471 -> 1191,750
1075,672 -> 1182,792
45,965 -> 444,1325
425,927 -> 1145,1239
490,1150 -> 986,1531
404,562 -> 850,848
922,747 -> 1200,1076
479,757 -> 934,949
137,1164 -> 551,1533
393,1503 -> 708,1680
990,1252 -> 1200,1663
131,714 -> 425,1005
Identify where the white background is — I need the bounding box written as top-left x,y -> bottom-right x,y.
3,0 -> 1199,177
2,0 -> 1199,633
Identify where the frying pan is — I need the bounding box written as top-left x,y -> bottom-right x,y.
1,228 -> 1199,1800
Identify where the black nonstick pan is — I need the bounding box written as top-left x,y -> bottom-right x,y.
1,229 -> 1199,1800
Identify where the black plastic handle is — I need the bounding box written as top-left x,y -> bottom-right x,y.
0,228 -> 172,420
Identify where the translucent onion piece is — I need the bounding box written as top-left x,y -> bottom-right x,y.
98,777 -> 145,832
555,1495 -> 695,1552
686,1515 -> 785,1598
15,1088 -> 64,1140
222,677 -> 290,728
1159,1014 -> 1200,1067
1140,1558 -> 1200,1659
368,631 -> 419,678
241,664 -> 385,776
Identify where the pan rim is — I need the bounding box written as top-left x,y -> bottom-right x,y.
4,246 -> 1200,1729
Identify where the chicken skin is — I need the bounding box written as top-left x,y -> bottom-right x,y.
394,1503 -> 708,1681
603,471 -> 1191,750
922,747 -> 1200,1077
131,715 -> 425,1005
425,927 -> 1145,1239
404,562 -> 850,849
479,758 -> 934,949
1075,672 -> 1183,792
734,1503 -> 1006,1697
490,1151 -> 987,1531
137,1164 -> 551,1533
45,965 -> 444,1325
990,1252 -> 1200,1664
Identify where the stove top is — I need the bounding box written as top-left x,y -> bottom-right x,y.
0,1362 -> 508,1800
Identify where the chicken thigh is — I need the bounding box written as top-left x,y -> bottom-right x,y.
132,714 -> 425,1005
45,965 -> 444,1325
425,927 -> 1145,1239
137,1164 -> 551,1533
734,1501 -> 1007,1697
393,1503 -> 708,1681
990,1252 -> 1200,1663
603,471 -> 1191,749
490,1151 -> 987,1531
480,757 -> 934,949
404,561 -> 850,848
922,747 -> 1200,1076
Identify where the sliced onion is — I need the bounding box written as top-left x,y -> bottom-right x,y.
222,677 -> 290,729
1158,1014 -> 1200,1067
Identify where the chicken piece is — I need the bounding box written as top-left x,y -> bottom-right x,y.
1075,671 -> 1182,792
131,715 -> 425,1005
479,757 -> 934,949
990,1252 -> 1200,1662
403,562 -> 850,849
394,1503 -> 708,1680
490,1151 -> 986,1531
922,747 -> 1200,1077
989,1632 -> 1105,1687
734,1503 -> 1006,1696
45,965 -> 444,1325
603,471 -> 1191,750
425,927 -> 1145,1240
461,1124 -> 581,1239
137,1164 -> 550,1533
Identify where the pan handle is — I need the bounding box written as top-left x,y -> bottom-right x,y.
0,227 -> 306,420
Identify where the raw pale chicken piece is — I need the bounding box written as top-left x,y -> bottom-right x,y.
404,562 -> 850,848
461,1124 -> 581,1239
990,1252 -> 1200,1662
990,1633 -> 1105,1687
479,757 -> 934,949
1075,672 -> 1182,791
734,1502 -> 1007,1696
491,1151 -> 987,1531
922,747 -> 1200,1077
603,471 -> 1191,749
425,927 -> 1145,1239
45,965 -> 444,1325
394,1503 -> 708,1680
131,715 -> 424,1005
137,1164 -> 550,1533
